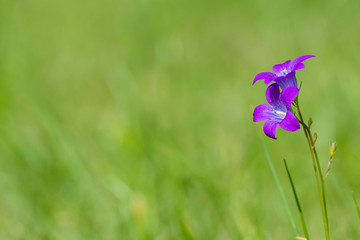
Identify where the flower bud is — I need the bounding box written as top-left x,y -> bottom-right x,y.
330,142 -> 337,157
313,133 -> 317,144
308,118 -> 313,128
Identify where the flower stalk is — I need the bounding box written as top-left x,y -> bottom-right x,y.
294,96 -> 330,240
252,55 -> 335,239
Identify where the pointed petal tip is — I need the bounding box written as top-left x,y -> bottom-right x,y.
268,135 -> 277,140
297,54 -> 316,59
266,133 -> 278,140
291,55 -> 316,71
253,72 -> 276,85
263,121 -> 279,139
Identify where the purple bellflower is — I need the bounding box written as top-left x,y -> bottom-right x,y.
253,83 -> 300,139
252,55 -> 315,89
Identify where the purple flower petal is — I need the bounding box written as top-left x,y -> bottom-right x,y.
279,111 -> 300,131
279,86 -> 299,109
290,55 -> 315,71
293,63 -> 305,71
253,72 -> 277,85
253,104 -> 274,122
275,72 -> 298,89
263,121 -> 279,139
265,83 -> 280,106
264,76 -> 277,85
273,60 -> 291,76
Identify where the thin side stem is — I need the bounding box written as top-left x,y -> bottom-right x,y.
305,121 -> 329,234
261,141 -> 299,236
353,193 -> 360,221
295,99 -> 330,240
283,158 -> 310,240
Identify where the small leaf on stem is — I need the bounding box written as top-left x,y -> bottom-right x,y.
308,118 -> 312,128
312,133 -> 317,144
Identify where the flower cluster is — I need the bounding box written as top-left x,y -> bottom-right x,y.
253,55 -> 315,139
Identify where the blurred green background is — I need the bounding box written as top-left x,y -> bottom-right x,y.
1,0 -> 360,239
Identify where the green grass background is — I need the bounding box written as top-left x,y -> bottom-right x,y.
1,0 -> 360,239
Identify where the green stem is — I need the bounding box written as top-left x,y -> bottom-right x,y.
283,158 -> 310,240
295,99 -> 330,240
305,121 -> 329,234
353,193 -> 360,221
261,141 -> 299,236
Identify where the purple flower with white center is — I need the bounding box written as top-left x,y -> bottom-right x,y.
252,55 -> 315,89
253,83 -> 300,139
